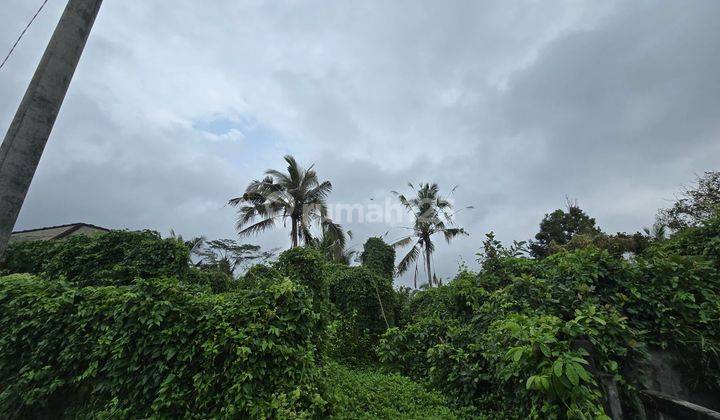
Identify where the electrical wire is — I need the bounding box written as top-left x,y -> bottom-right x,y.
0,0 -> 50,71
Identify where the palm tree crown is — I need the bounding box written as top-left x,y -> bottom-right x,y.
229,155 -> 344,248
312,227 -> 355,265
391,183 -> 468,288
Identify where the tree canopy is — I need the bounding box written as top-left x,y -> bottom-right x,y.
229,155 -> 345,249
529,201 -> 601,259
657,171 -> 720,230
392,183 -> 468,288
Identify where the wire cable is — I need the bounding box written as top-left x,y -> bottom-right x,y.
0,0 -> 50,71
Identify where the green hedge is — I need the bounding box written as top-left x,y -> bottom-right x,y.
0,230 -> 190,286
0,274 -> 325,418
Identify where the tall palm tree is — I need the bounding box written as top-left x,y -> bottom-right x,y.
392,183 -> 468,288
229,155 -> 344,248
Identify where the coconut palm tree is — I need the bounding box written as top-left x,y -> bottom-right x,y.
229,155 -> 344,248
391,183 -> 468,288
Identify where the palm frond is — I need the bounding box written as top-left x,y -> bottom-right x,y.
265,169 -> 292,186
284,155 -> 302,186
397,243 -> 421,275
321,219 -> 346,250
440,227 -> 468,243
307,181 -> 333,202
238,217 -> 277,237
391,236 -> 415,248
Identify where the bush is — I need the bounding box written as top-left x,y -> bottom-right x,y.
0,230 -> 189,286
322,363 -> 458,419
0,274 -> 326,418
660,211 -> 720,269
327,266 -> 396,364
275,247 -> 328,302
379,317 -> 458,383
185,267 -> 235,293
360,237 -> 395,278
380,226 -> 720,418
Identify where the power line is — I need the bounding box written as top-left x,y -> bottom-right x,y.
0,0 -> 50,71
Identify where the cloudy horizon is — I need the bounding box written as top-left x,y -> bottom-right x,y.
2,0 -> 718,286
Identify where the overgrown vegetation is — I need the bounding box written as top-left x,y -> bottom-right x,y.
0,169 -> 718,418
322,363 -> 458,419
0,273 -> 325,418
377,176 -> 720,418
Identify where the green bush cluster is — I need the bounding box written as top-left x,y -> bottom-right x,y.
360,237 -> 396,278
379,215 -> 720,418
185,267 -> 235,293
0,230 -> 190,286
0,231 -> 456,418
327,266 -> 397,364
0,273 -> 325,418
322,238 -> 402,364
1,211 -> 716,418
322,362 -> 458,419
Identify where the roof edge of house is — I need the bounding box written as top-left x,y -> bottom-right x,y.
11,222 -> 111,235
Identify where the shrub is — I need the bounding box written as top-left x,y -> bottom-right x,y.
322,363 -> 458,419
407,271 -> 485,322
0,274 -> 325,418
0,239 -> 61,275
379,317 -> 458,383
0,230 -> 189,286
660,211 -> 720,269
327,266 -> 396,364
481,314 -> 608,419
380,229 -> 720,418
360,237 -> 395,278
185,267 -> 235,293
275,246 -> 328,302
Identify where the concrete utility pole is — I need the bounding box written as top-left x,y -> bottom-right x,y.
0,0 -> 103,257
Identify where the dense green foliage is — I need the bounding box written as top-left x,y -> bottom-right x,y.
360,237 -> 395,278
0,274 -> 325,418
0,229 -> 461,418
1,173 -> 718,418
0,230 -> 237,294
0,230 -> 189,286
325,238 -> 400,364
379,214 -> 720,418
322,363 -> 458,419
327,266 -> 396,364
529,203 -> 601,258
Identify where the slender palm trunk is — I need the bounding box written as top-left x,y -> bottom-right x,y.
290,217 -> 298,248
425,246 -> 433,287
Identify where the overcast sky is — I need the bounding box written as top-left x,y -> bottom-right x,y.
2,1 -> 719,286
